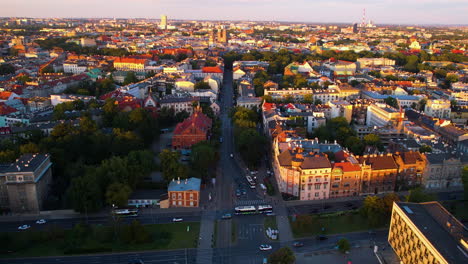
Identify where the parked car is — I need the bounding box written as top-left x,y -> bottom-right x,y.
36,219 -> 46,224
18,225 -> 31,230
172,218 -> 183,222
293,241 -> 304,247
316,235 -> 328,241
259,244 -> 272,251
241,189 -> 247,195
221,213 -> 232,220
236,189 -> 241,197
230,153 -> 234,158
266,212 -> 276,217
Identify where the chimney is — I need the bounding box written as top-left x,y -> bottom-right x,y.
177,177 -> 180,184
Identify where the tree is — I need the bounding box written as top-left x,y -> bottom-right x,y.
418,98 -> 427,112
337,238 -> 351,253
20,142 -> 40,154
123,71 -> 138,85
384,97 -> 399,109
406,187 -> 435,203
194,81 -> 211,90
382,192 -> 400,215
303,94 -> 313,104
105,182 -> 132,207
434,69 -> 447,79
0,63 -> 15,75
67,174 -> 102,213
419,145 -> 432,153
268,247 -> 295,264
159,149 -> 186,181
445,74 -> 459,84
191,142 -> 217,179
363,134 -> 382,148
463,166 -> 468,200
361,196 -> 385,227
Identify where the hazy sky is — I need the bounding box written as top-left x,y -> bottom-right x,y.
1,0 -> 467,25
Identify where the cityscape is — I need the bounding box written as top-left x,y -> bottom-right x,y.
0,2 -> 468,264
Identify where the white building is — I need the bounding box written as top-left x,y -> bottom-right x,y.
424,99 -> 451,119
366,103 -> 403,127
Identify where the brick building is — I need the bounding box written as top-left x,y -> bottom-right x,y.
172,107 -> 212,149
168,177 -> 201,207
358,153 -> 398,195
330,160 -> 362,198
393,151 -> 426,189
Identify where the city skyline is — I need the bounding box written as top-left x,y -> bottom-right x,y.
1,0 -> 468,25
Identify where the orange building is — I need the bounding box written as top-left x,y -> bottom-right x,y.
330,161 -> 362,198
168,177 -> 201,207
393,151 -> 426,189
358,154 -> 398,195
172,107 -> 212,149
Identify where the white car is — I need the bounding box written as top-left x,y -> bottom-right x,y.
259,244 -> 272,251
18,225 -> 31,230
36,219 -> 46,224
266,212 -> 276,217
172,218 -> 183,222
230,153 -> 234,158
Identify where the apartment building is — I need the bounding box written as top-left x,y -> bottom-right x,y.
423,153 -> 465,190
366,103 -> 403,127
330,160 -> 361,198
394,151 -> 426,189
358,153 -> 398,194
113,58 -> 148,72
388,202 -> 467,264
424,99 -> 451,119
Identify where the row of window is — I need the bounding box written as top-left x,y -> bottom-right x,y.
6,175 -> 34,182
171,193 -> 196,200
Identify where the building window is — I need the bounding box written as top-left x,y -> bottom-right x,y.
172,193 -> 176,199
315,184 -> 321,190
178,201 -> 182,205
315,193 -> 319,197
190,201 -> 194,206
190,193 -> 194,200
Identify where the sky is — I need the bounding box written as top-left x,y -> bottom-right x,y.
1,0 -> 467,25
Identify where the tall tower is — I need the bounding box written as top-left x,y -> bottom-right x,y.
160,14 -> 167,29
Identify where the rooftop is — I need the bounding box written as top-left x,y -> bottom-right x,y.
168,177 -> 201,192
395,202 -> 468,264
0,153 -> 50,174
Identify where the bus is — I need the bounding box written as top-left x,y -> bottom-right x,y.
246,175 -> 256,189
257,205 -> 273,214
234,206 -> 257,215
113,208 -> 139,217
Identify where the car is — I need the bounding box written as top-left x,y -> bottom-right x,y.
259,244 -> 272,251
235,189 -> 241,197
36,219 -> 46,224
221,213 -> 232,219
293,241 -> 304,247
241,189 -> 247,195
266,212 -> 276,216
345,202 -> 353,207
316,235 -> 328,241
324,205 -> 332,210
230,153 -> 234,158
18,225 -> 31,230
172,218 -> 183,222
220,137 -> 223,143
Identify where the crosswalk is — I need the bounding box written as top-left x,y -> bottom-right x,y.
235,199 -> 267,206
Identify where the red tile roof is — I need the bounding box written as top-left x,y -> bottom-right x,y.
0,102 -> 18,115
202,66 -> 223,74
113,57 -> 148,65
0,91 -> 13,100
333,162 -> 361,172
173,111 -> 212,135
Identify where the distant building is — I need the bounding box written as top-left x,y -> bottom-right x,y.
328,100 -> 353,123
172,107 -> 212,149
388,201 -> 468,264
113,58 -> 148,72
80,38 -> 96,47
168,177 -> 201,207
160,14 -> 167,29
356,58 -> 395,69
366,103 -> 403,127
423,153 -> 465,190
0,153 -> 53,213
159,96 -> 199,114
424,99 -> 451,119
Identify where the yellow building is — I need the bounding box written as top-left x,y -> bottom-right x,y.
388,202 -> 468,264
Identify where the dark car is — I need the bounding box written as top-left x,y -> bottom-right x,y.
324,205 -> 332,210
221,213 -> 232,220
241,189 -> 247,195
292,241 -> 304,247
316,235 -> 328,241
345,202 -> 353,207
